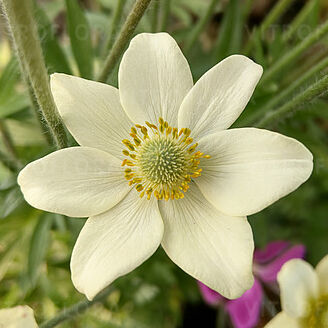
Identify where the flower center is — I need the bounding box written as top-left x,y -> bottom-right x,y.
301,295 -> 328,328
121,117 -> 210,200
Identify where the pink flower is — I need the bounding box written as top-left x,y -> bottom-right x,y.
198,241 -> 306,328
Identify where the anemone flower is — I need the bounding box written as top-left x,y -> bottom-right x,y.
198,241 -> 306,328
0,306 -> 38,328
18,33 -> 313,300
265,255 -> 328,327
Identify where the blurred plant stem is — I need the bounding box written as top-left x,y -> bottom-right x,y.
282,0 -> 317,42
1,0 -> 67,148
0,148 -> 19,173
256,74 -> 328,128
98,0 -> 152,83
259,0 -> 295,37
39,285 -> 114,328
260,19 -> 328,85
184,0 -> 220,54
244,0 -> 295,54
0,121 -> 18,162
159,0 -> 171,31
102,0 -> 127,58
150,0 -> 160,32
243,56 -> 328,126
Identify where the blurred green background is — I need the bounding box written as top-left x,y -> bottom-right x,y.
0,0 -> 328,327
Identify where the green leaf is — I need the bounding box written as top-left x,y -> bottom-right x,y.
0,57 -> 20,101
27,214 -> 53,287
65,0 -> 93,78
0,94 -> 29,119
34,3 -> 72,75
0,187 -> 23,219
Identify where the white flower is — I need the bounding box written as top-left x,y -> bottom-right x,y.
0,306 -> 38,328
18,33 -> 313,300
265,255 -> 328,327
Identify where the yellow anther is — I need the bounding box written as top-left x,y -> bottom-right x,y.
134,137 -> 141,146
188,143 -> 198,153
122,150 -> 129,156
203,155 -> 211,159
164,121 -> 168,128
159,117 -> 164,125
131,127 -> 137,134
140,191 -> 145,198
183,128 -> 191,136
136,184 -> 144,192
135,124 -> 142,128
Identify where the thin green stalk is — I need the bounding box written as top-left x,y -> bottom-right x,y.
159,0 -> 171,32
1,0 -> 67,148
39,285 -> 114,328
102,0 -> 127,57
259,0 -> 295,37
184,0 -> 220,54
245,0 -> 295,54
0,120 -> 18,161
98,0 -> 152,83
0,149 -> 18,172
256,74 -> 328,128
260,19 -> 328,85
26,82 -> 54,146
282,0 -> 316,42
151,0 -> 159,32
243,56 -> 328,126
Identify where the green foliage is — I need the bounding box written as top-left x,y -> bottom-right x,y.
65,0 -> 94,78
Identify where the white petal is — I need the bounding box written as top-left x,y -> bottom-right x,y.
316,254 -> 328,296
197,128 -> 313,216
18,147 -> 130,217
265,312 -> 300,328
278,259 -> 319,318
0,306 -> 38,328
119,33 -> 193,126
178,55 -> 263,140
71,190 -> 164,300
51,73 -> 132,159
159,184 -> 254,299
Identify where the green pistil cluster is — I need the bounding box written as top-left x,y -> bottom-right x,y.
302,295 -> 328,328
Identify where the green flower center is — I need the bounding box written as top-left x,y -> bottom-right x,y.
301,295 -> 328,328
121,117 -> 210,200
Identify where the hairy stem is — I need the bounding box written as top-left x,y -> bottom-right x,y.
243,56 -> 328,126
260,19 -> 328,85
184,0 -> 220,54
256,74 -> 328,128
98,0 -> 152,83
102,0 -> 127,57
39,286 -> 114,328
1,0 -> 67,148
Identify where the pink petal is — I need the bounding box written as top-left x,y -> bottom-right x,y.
225,279 -> 263,328
254,241 -> 290,264
197,281 -> 225,306
256,244 -> 306,283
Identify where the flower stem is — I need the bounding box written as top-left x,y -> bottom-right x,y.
260,19 -> 328,85
159,0 -> 171,32
259,0 -> 295,37
0,149 -> 19,173
242,56 -> 328,126
0,120 -> 18,162
256,74 -> 328,128
98,0 -> 152,83
39,285 -> 114,328
102,0 -> 127,57
184,0 -> 220,54
282,0 -> 317,42
150,0 -> 160,32
1,0 -> 67,148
